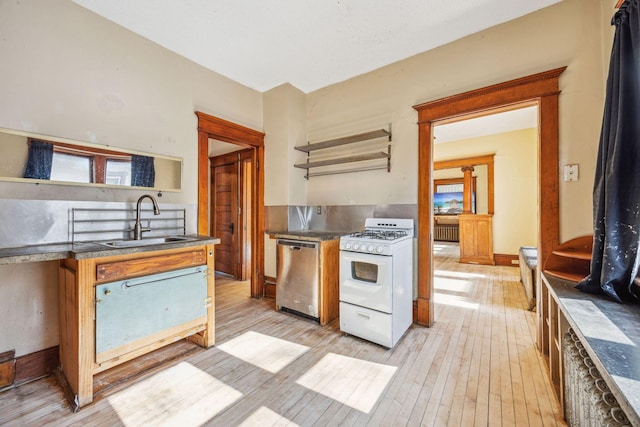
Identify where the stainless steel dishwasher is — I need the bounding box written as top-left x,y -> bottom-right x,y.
276,239 -> 320,320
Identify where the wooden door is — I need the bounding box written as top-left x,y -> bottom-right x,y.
212,162 -> 239,276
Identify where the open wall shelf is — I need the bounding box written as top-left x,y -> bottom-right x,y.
294,125 -> 392,179
543,235 -> 592,282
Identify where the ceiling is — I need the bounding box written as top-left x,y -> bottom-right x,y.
433,106 -> 538,144
72,0 -> 561,93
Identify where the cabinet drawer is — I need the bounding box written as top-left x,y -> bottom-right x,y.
340,302 -> 392,348
96,249 -> 206,282
95,266 -> 208,360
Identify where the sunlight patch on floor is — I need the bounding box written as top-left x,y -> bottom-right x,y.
434,292 -> 479,310
296,353 -> 397,414
107,361 -> 242,427
433,243 -> 451,252
218,330 -> 310,373
238,406 -> 300,427
433,276 -> 472,293
434,269 -> 486,279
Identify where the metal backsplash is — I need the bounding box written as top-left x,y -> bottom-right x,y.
266,203 -> 419,299
267,204 -> 418,236
71,207 -> 187,243
0,199 -> 196,248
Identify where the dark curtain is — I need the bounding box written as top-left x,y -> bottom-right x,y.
577,0 -> 640,303
23,139 -> 53,180
131,155 -> 155,187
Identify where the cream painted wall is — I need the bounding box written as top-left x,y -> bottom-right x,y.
0,0 -> 262,357
0,133 -> 28,178
263,84 -> 307,206
306,0 -> 611,242
434,129 -> 538,254
0,0 -> 620,358
0,0 -> 262,204
153,157 -> 181,190
0,262 -> 59,358
263,83 -> 307,278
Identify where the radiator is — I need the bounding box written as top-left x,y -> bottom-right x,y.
563,329 -> 631,426
434,224 -> 459,242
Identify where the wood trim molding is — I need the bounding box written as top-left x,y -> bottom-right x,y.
435,154 -> 495,215
264,276 -> 276,298
0,346 -> 60,390
197,131 -> 209,235
414,67 -> 565,123
196,111 -> 266,298
14,346 -> 58,386
434,154 -> 494,170
196,112 -> 265,147
0,350 -> 15,388
413,67 -> 565,327
494,254 -> 519,267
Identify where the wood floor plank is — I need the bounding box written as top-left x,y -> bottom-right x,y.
0,246 -> 565,426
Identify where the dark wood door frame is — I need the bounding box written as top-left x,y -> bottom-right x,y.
196,112 -> 265,297
413,67 -> 566,327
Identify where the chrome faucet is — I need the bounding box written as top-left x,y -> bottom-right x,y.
133,194 -> 160,240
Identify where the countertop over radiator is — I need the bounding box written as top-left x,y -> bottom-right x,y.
543,273 -> 640,426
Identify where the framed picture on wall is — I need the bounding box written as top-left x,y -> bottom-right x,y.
433,191 -> 475,214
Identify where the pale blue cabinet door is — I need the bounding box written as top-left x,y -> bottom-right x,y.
95,266 -> 208,355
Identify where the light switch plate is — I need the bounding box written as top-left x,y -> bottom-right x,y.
563,164 -> 579,182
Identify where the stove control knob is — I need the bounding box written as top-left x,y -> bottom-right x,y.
368,245 -> 374,252
376,246 -> 384,253
353,243 -> 360,250
345,243 -> 352,250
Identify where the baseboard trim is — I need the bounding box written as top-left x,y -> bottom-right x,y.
264,276 -> 276,298
494,253 -> 519,266
15,346 -> 59,385
0,350 -> 16,388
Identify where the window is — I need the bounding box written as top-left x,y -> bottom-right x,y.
42,138 -> 132,185
105,160 -> 132,186
50,153 -> 93,183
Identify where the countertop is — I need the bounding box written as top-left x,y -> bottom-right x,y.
267,230 -> 350,242
543,273 -> 640,425
518,246 -> 537,269
0,235 -> 220,265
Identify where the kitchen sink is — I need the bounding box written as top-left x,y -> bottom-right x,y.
99,236 -> 196,248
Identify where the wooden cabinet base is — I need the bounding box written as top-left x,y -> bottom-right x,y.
459,214 -> 495,265
57,244 -> 216,411
318,240 -> 339,326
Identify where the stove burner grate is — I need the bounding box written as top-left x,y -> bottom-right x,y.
348,230 -> 408,241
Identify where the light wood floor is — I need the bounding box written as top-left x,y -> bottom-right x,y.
0,242 -> 565,426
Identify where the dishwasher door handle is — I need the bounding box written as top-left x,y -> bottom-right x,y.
290,246 -> 302,251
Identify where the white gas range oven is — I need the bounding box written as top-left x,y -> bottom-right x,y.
339,218 -> 414,348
